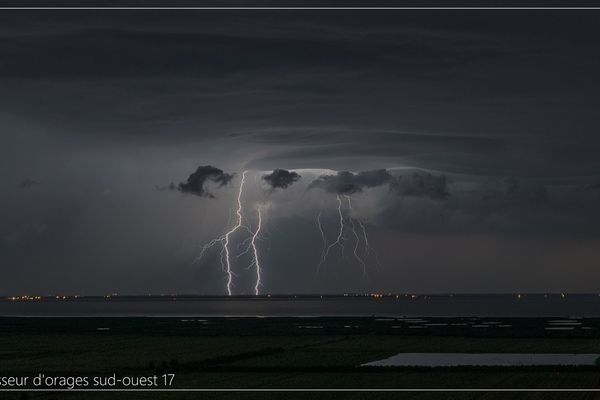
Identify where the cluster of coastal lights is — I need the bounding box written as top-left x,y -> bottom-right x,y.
5,293 -> 575,301
7,295 -> 80,301
7,295 -> 43,301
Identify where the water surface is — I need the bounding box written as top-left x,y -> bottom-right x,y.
1,294 -> 600,317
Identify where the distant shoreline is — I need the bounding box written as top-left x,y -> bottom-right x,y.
2,294 -> 600,317
2,293 -> 597,301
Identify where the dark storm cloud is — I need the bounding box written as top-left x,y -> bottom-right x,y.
308,169 -> 392,195
479,177 -> 547,203
3,11 -> 600,294
0,14 -> 505,80
262,169 -> 301,189
2,12 -> 600,178
178,165 -> 234,198
376,176 -> 600,237
390,171 -> 449,200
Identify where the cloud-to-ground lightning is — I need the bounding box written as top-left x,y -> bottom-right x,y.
238,203 -> 267,294
315,210 -> 327,269
345,195 -> 367,276
195,167 -> 382,290
332,195 -> 345,257
196,170 -> 249,296
250,205 -> 263,295
315,193 -> 382,276
358,219 -> 382,271
316,195 -> 346,273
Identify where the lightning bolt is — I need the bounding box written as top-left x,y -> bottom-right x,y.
196,168 -> 381,292
196,170 -> 249,296
250,205 -> 263,295
316,195 -> 345,273
358,219 -> 382,271
333,195 -> 345,257
344,195 -> 367,276
238,203 -> 267,295
222,170 -> 247,295
315,210 -> 327,274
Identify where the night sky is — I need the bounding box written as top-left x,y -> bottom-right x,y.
2,9 -> 600,295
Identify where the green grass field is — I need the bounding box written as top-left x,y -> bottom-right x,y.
2,317 -> 600,399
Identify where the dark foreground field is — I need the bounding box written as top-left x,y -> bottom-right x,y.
3,317 -> 600,399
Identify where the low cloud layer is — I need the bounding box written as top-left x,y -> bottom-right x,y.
375,175 -> 600,237
262,169 -> 301,189
308,169 -> 392,195
178,165 -> 233,198
390,172 -> 449,200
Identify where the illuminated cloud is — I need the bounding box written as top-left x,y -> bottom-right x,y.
308,169 -> 392,195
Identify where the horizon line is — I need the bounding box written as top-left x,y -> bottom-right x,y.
1,292 -> 594,298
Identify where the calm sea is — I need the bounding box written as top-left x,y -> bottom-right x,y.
1,294 -> 600,317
